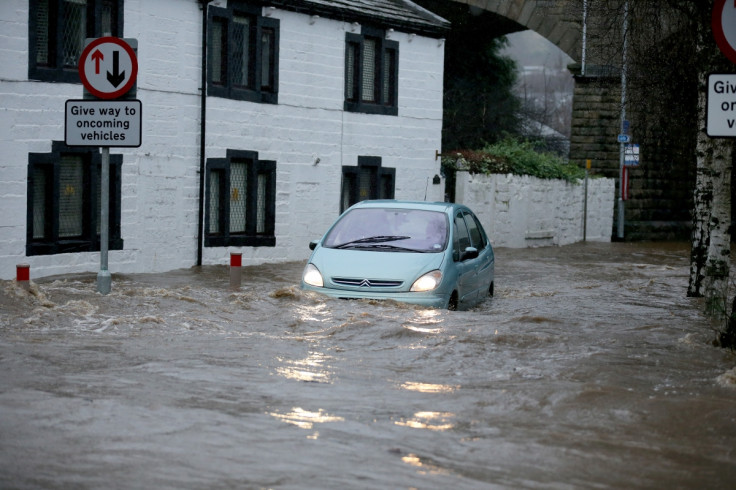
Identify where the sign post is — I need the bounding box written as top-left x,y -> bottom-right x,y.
99,146 -> 111,293
70,37 -> 140,295
616,0 -> 629,240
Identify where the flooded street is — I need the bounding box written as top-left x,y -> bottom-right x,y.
1,242 -> 735,489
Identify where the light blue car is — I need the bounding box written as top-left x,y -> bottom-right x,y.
301,200 -> 494,310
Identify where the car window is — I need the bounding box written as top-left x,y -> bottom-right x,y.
324,208 -> 448,252
464,211 -> 486,249
453,212 -> 471,261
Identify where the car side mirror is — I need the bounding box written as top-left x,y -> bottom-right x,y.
461,246 -> 479,261
309,240 -> 319,251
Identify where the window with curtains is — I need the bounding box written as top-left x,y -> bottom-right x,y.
205,150 -> 276,247
208,3 -> 279,104
340,156 -> 395,212
29,0 -> 124,83
27,141 -> 123,256
345,27 -> 398,116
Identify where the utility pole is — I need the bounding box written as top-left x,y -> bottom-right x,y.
617,0 -> 629,239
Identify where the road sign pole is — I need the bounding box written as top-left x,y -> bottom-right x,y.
97,146 -> 111,295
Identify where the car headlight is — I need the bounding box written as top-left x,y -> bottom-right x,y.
302,263 -> 324,287
410,270 -> 442,292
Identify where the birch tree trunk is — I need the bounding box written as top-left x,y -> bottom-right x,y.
687,12 -> 734,320
703,139 -> 732,318
691,108 -> 733,320
688,70 -> 714,298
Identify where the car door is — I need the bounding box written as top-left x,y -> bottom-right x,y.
453,211 -> 478,307
464,210 -> 494,300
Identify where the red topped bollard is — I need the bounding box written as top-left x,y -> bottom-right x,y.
230,252 -> 242,290
17,264 -> 30,290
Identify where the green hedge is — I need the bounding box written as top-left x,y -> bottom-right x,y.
442,139 -> 586,182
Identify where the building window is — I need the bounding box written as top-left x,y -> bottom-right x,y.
208,3 -> 279,104
205,150 -> 276,247
29,0 -> 124,83
27,141 -> 123,256
345,27 -> 398,116
341,156 -> 395,212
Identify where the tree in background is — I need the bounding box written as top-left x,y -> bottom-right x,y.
415,1 -> 523,150
515,56 -> 574,156
442,30 -> 520,150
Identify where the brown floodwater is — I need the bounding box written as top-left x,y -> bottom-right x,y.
1,242 -> 735,489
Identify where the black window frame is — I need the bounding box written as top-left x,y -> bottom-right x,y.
207,3 -> 280,104
28,0 -> 124,83
27,141 -> 123,256
340,156 -> 395,212
205,149 -> 276,248
345,27 -> 399,116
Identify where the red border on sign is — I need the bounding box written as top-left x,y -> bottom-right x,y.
713,0 -> 736,65
78,37 -> 138,99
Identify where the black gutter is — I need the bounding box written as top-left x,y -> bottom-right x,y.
197,0 -> 212,266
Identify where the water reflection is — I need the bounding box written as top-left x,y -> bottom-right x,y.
400,381 -> 459,394
402,309 -> 444,334
275,351 -> 333,383
269,407 -> 344,430
401,453 -> 451,475
395,411 -> 455,431
295,302 -> 332,324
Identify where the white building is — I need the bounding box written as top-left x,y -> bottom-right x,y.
0,0 -> 448,280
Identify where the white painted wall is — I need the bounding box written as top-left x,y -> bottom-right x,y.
455,171 -> 615,247
0,0 -> 446,280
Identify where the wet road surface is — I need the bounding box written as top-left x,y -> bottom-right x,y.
1,242 -> 735,489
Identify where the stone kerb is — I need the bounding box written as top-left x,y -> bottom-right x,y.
455,170 -> 614,247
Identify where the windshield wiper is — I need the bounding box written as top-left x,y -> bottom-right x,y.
334,235 -> 411,249
364,244 -> 429,252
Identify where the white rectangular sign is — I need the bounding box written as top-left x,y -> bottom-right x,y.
624,143 -> 640,166
65,99 -> 142,147
707,74 -> 736,138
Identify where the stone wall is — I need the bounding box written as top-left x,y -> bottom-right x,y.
455,170 -> 615,247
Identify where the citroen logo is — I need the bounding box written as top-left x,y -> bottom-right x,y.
359,279 -> 371,287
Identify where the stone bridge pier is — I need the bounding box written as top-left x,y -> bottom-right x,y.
567,68 -> 695,240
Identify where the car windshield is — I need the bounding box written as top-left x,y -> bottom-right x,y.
323,208 -> 448,253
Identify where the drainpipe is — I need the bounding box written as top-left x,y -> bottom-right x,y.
197,0 -> 212,266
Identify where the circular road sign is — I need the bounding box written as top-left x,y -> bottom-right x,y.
78,37 -> 138,99
713,0 -> 736,64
